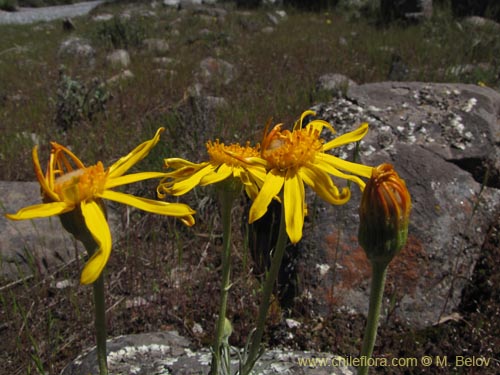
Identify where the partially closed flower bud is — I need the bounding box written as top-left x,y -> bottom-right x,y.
358,163 -> 411,265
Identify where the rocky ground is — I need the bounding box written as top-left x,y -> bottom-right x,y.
1,1 -> 499,374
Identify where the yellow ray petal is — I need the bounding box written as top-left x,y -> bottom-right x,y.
323,122 -> 368,150
284,170 -> 305,244
161,163 -> 215,195
108,128 -> 164,178
32,146 -> 60,202
105,172 -> 167,189
242,156 -> 268,168
293,110 -> 317,130
245,164 -> 268,184
316,153 -> 373,185
200,164 -> 233,186
100,190 -> 195,222
5,202 -> 71,220
300,165 -> 351,205
249,169 -> 284,223
80,200 -> 112,284
164,157 -> 201,169
307,119 -> 335,134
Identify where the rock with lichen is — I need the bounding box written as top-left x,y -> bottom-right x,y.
61,331 -> 355,375
297,81 -> 500,329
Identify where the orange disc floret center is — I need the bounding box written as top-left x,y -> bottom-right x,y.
263,126 -> 323,170
206,140 -> 260,167
54,162 -> 107,205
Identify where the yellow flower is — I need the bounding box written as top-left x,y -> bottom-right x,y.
6,128 -> 195,284
157,139 -> 266,199
249,111 -> 373,244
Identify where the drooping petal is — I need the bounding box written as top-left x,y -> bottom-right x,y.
315,153 -> 373,189
100,190 -> 195,223
300,165 -> 351,205
108,128 -> 164,179
32,146 -> 60,202
199,164 -> 233,186
164,157 -> 202,170
5,202 -> 72,220
105,171 -> 167,189
283,170 -> 305,244
80,200 -> 112,284
322,122 -> 368,151
160,163 -> 216,196
245,163 -> 268,184
249,169 -> 284,223
307,119 -> 335,134
242,156 -> 268,168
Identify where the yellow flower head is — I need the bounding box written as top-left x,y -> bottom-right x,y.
6,128 -> 195,284
249,110 -> 374,244
157,139 -> 266,199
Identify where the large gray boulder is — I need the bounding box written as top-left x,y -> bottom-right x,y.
0,181 -> 81,280
61,331 -> 355,375
451,0 -> 500,22
0,181 -> 121,281
299,81 -> 500,329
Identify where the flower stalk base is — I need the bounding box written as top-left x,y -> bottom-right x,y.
210,182 -> 240,375
93,272 -> 108,375
358,261 -> 388,375
241,203 -> 287,375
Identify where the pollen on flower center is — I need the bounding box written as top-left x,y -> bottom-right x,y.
206,140 -> 260,167
54,162 -> 107,204
263,126 -> 323,170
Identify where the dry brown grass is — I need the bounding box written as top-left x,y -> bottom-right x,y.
1,2 -> 499,374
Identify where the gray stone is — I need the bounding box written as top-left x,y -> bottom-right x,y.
190,5 -> 228,19
316,73 -> 357,96
262,26 -> 275,34
61,331 -> 355,375
1,181 -> 122,281
92,13 -> 114,22
452,0 -> 500,22
143,38 -> 170,55
107,69 -> 135,85
164,0 -> 212,8
58,37 -> 96,67
0,181 -> 81,280
303,81 -> 500,328
380,0 -> 433,23
266,10 -> 288,26
463,15 -> 500,30
198,57 -> 237,85
152,57 -> 178,67
163,0 -> 181,7
106,49 -> 131,68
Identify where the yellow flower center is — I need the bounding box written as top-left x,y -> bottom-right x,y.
54,162 -> 107,205
206,140 -> 260,167
262,125 -> 323,170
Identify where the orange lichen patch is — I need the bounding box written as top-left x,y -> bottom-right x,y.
386,235 -> 428,297
322,231 -> 427,307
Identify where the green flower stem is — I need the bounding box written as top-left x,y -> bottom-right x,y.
60,207 -> 108,374
210,188 -> 237,375
92,272 -> 108,375
79,228 -> 108,375
83,240 -> 108,375
241,204 -> 287,375
358,261 -> 388,375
